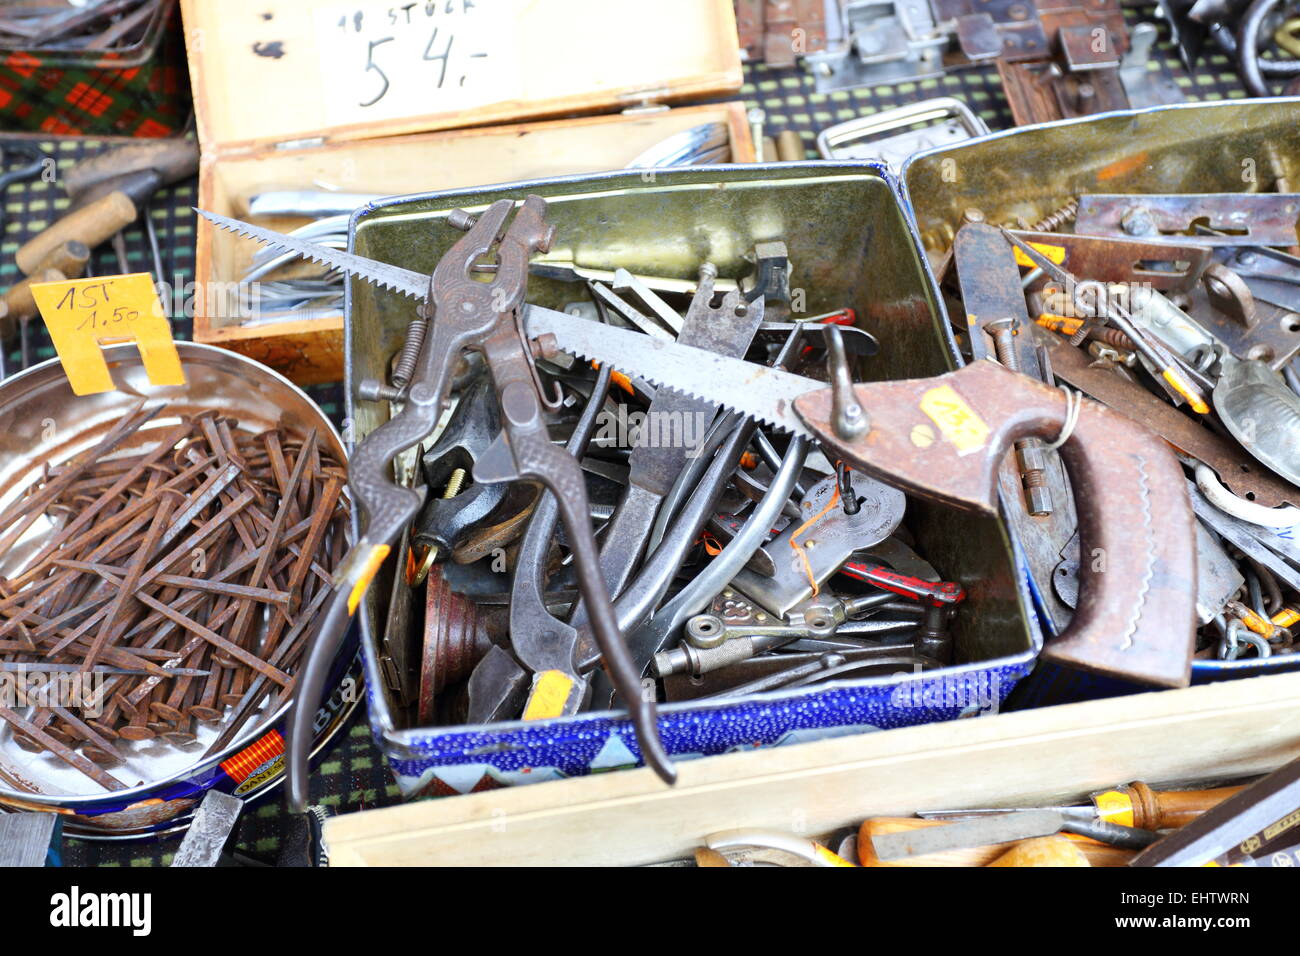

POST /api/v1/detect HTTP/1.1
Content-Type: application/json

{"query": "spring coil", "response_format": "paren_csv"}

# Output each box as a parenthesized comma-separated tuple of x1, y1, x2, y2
(1087, 326, 1137, 351)
(1031, 199, 1079, 233)
(391, 316, 429, 389)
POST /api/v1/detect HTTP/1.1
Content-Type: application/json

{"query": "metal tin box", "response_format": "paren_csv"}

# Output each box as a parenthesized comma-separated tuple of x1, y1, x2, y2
(346, 164, 1044, 796)
(0, 0, 189, 137)
(902, 98, 1300, 691)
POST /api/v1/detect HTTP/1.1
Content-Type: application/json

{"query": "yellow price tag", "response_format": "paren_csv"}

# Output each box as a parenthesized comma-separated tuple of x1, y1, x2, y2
(30, 273, 184, 397)
(919, 384, 991, 455)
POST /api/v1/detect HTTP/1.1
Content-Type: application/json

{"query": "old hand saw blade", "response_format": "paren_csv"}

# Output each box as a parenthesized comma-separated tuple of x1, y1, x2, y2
(197, 208, 823, 438)
(196, 208, 428, 300)
(525, 305, 821, 438)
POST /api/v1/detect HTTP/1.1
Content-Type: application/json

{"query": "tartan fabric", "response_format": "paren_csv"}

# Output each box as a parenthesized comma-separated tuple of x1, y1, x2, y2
(0, 2, 189, 137)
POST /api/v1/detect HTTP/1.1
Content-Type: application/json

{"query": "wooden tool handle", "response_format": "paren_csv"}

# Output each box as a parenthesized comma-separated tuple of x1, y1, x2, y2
(34, 241, 90, 280)
(987, 836, 1091, 867)
(16, 192, 136, 275)
(1124, 781, 1245, 830)
(4, 269, 65, 320)
(63, 138, 199, 198)
(797, 360, 1197, 688)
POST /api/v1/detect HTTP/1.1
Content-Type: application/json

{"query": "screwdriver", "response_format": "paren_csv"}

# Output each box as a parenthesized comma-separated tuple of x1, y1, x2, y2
(919, 780, 1244, 831)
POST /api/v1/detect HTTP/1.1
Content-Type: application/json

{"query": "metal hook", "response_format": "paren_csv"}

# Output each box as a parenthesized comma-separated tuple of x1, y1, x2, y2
(822, 325, 870, 440)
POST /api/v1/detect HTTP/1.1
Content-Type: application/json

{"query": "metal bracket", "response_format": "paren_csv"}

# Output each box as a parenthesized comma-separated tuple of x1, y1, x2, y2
(1119, 22, 1186, 107)
(816, 97, 990, 170)
(803, 0, 946, 91)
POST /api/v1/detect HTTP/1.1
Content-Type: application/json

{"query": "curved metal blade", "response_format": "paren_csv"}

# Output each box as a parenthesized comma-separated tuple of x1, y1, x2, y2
(525, 304, 820, 437)
(195, 208, 428, 300)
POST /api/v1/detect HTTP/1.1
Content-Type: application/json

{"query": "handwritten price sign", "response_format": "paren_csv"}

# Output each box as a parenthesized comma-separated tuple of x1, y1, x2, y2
(30, 273, 184, 396)
(316, 1, 517, 125)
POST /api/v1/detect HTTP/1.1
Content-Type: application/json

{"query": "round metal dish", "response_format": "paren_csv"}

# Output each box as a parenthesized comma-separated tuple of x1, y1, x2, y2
(0, 342, 356, 838)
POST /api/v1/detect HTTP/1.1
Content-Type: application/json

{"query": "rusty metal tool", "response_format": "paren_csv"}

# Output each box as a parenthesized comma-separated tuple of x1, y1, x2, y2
(1045, 336, 1298, 508)
(522, 305, 1198, 688)
(197, 202, 677, 803)
(955, 224, 1062, 517)
(729, 470, 906, 618)
(171, 790, 243, 867)
(1007, 230, 1211, 292)
(873, 811, 1159, 863)
(1075, 193, 1300, 248)
(407, 370, 509, 583)
(658, 590, 918, 677)
(954, 223, 1077, 632)
(626, 330, 813, 672)
(195, 205, 1198, 690)
(872, 809, 1159, 862)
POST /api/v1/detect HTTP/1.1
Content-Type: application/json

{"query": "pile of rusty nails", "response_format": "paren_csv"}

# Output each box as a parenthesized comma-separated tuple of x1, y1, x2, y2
(0, 399, 348, 792)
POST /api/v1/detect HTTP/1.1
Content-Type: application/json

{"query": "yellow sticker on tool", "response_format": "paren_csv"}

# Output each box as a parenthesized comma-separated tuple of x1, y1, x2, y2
(812, 843, 858, 867)
(347, 544, 391, 615)
(1273, 608, 1300, 629)
(31, 273, 184, 397)
(523, 669, 574, 721)
(1161, 368, 1211, 414)
(1036, 313, 1083, 335)
(1013, 242, 1066, 269)
(919, 384, 990, 455)
(1093, 790, 1135, 828)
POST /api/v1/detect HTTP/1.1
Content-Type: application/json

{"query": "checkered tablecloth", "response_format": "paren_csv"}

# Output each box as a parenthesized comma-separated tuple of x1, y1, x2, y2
(0, 1, 1249, 865)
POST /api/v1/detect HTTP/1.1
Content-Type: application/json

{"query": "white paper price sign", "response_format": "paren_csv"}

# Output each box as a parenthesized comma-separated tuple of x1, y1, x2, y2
(316, 1, 519, 126)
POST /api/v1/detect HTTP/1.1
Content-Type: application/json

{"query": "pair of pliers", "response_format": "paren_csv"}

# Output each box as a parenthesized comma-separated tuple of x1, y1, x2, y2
(286, 197, 675, 811)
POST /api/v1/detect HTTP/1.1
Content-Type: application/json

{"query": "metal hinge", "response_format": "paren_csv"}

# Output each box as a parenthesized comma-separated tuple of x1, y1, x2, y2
(275, 136, 327, 150)
(619, 87, 671, 114)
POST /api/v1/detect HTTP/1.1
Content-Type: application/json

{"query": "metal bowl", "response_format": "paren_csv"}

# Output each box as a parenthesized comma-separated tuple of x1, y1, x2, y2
(0, 342, 357, 837)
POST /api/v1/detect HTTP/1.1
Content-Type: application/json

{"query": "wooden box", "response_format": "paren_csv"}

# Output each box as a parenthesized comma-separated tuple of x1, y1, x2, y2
(323, 669, 1300, 866)
(182, 0, 750, 384)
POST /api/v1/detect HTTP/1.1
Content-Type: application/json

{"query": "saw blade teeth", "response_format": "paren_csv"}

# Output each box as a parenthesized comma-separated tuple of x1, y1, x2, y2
(554, 340, 794, 435)
(196, 208, 423, 300)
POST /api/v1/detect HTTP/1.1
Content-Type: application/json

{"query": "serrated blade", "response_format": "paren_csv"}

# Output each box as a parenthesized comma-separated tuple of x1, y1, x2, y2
(195, 209, 428, 300)
(525, 304, 820, 437)
(196, 208, 820, 435)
